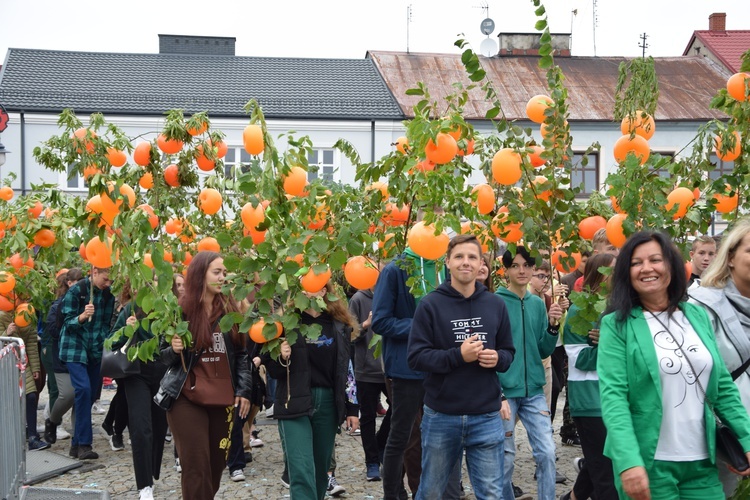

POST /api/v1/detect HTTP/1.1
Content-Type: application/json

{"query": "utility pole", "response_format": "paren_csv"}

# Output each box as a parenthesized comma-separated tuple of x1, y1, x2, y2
(639, 32, 649, 58)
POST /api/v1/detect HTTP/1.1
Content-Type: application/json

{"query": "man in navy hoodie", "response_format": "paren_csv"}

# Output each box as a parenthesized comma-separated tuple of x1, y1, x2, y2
(408, 234, 515, 499)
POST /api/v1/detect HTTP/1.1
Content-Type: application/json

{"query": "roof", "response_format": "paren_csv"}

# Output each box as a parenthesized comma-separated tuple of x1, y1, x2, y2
(683, 30, 750, 73)
(368, 51, 730, 121)
(0, 48, 404, 120)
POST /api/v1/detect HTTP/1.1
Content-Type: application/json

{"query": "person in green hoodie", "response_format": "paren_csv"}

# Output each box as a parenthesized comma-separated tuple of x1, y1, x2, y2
(496, 246, 563, 500)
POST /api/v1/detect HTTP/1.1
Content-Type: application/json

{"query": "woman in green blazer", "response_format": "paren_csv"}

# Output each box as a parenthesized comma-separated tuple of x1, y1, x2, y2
(598, 231, 750, 499)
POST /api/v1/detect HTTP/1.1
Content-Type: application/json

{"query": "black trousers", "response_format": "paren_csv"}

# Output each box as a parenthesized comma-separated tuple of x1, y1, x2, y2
(103, 383, 128, 436)
(121, 362, 168, 490)
(572, 416, 618, 500)
(357, 380, 390, 466)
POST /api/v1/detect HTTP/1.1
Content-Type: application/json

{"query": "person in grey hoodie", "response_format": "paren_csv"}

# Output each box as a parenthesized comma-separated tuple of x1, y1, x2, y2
(350, 284, 390, 482)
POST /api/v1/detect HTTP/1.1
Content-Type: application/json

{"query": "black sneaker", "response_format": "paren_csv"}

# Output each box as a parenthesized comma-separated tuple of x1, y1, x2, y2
(327, 474, 345, 496)
(110, 434, 124, 451)
(69, 445, 79, 458)
(28, 436, 50, 451)
(77, 445, 99, 460)
(101, 420, 113, 437)
(561, 436, 581, 447)
(513, 483, 532, 500)
(44, 418, 57, 444)
(280, 469, 290, 488)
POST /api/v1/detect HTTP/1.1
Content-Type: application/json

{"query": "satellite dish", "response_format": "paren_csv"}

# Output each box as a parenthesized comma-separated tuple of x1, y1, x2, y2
(480, 38, 497, 57)
(481, 18, 495, 36)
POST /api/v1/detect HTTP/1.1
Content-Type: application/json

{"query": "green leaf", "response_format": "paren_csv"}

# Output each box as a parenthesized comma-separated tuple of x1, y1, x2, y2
(405, 88, 425, 96)
(485, 107, 500, 120)
(535, 5, 546, 16)
(534, 20, 547, 31)
(469, 69, 486, 82)
(539, 55, 553, 69)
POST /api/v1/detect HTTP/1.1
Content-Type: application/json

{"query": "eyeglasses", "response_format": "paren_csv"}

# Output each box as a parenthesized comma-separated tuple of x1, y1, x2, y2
(532, 274, 550, 282)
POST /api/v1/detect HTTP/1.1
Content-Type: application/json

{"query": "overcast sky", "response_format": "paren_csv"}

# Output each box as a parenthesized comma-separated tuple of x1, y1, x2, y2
(0, 0, 748, 62)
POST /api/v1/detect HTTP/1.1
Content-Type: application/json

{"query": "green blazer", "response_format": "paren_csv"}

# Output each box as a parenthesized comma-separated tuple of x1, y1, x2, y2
(598, 302, 750, 478)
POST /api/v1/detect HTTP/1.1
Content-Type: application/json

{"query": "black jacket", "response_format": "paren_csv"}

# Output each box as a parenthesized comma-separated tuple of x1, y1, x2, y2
(267, 316, 358, 425)
(157, 330, 253, 409)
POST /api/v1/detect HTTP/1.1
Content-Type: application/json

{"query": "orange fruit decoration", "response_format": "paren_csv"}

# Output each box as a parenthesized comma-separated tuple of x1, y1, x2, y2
(157, 134, 183, 155)
(213, 139, 228, 159)
(415, 159, 436, 172)
(382, 203, 410, 227)
(460, 221, 491, 253)
(133, 142, 152, 167)
(86, 236, 115, 268)
(196, 151, 215, 172)
(243, 124, 265, 155)
(606, 214, 628, 248)
(0, 295, 13, 312)
(578, 216, 607, 240)
(197, 237, 221, 253)
(307, 205, 328, 230)
(187, 121, 208, 136)
(72, 128, 96, 154)
(491, 210, 523, 243)
(366, 181, 389, 199)
(344, 256, 379, 290)
(540, 120, 569, 141)
(424, 133, 458, 165)
(241, 202, 266, 231)
(685, 261, 692, 281)
(198, 188, 223, 215)
(727, 72, 750, 102)
(79, 243, 87, 261)
(471, 184, 495, 215)
(714, 130, 742, 162)
(0, 186, 13, 201)
(492, 148, 523, 185)
(182, 251, 193, 267)
(14, 303, 35, 328)
(526, 95, 554, 124)
(551, 249, 582, 274)
(693, 188, 701, 200)
(529, 145, 545, 167)
(665, 187, 695, 220)
(249, 319, 283, 344)
(457, 139, 475, 157)
(102, 182, 136, 212)
(620, 110, 656, 140)
(395, 136, 409, 154)
(8, 253, 34, 275)
(246, 228, 267, 245)
(165, 218, 182, 235)
(82, 164, 102, 180)
(33, 229, 56, 248)
(143, 253, 154, 269)
(137, 204, 159, 230)
(177, 220, 195, 244)
(139, 172, 154, 190)
(407, 221, 449, 260)
(283, 167, 308, 197)
(613, 134, 650, 164)
(532, 176, 552, 201)
(106, 148, 127, 167)
(0, 272, 16, 295)
(164, 164, 180, 187)
(713, 185, 739, 214)
(28, 201, 44, 219)
(301, 266, 332, 293)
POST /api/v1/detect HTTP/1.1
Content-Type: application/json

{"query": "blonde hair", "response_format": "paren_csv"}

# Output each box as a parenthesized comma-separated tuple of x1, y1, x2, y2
(700, 218, 750, 288)
(592, 228, 611, 251)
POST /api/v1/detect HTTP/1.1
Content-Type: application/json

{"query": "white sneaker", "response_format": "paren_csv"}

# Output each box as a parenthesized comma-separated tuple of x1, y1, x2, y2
(265, 405, 274, 418)
(175, 459, 181, 473)
(230, 469, 245, 482)
(249, 437, 264, 448)
(43, 403, 50, 420)
(139, 486, 154, 500)
(91, 401, 106, 415)
(56, 427, 70, 440)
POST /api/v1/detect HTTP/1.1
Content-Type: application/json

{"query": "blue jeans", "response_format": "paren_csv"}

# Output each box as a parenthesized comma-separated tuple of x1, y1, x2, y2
(417, 406, 504, 500)
(503, 394, 556, 500)
(67, 361, 101, 447)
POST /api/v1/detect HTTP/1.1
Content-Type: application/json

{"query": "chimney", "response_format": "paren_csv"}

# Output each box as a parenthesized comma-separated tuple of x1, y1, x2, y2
(709, 13, 726, 32)
(497, 33, 572, 57)
(158, 34, 236, 56)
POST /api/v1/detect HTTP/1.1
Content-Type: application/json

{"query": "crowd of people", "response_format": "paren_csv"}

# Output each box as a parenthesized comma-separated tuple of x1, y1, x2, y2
(5, 220, 750, 499)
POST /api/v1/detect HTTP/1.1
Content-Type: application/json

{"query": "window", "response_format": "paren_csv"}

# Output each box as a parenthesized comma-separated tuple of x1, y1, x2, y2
(223, 147, 252, 179)
(570, 151, 599, 197)
(64, 162, 86, 190)
(307, 149, 337, 182)
(708, 154, 735, 181)
(649, 150, 676, 180)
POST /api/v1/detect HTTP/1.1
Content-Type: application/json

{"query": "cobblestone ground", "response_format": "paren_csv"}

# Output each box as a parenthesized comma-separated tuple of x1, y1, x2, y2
(35, 388, 581, 499)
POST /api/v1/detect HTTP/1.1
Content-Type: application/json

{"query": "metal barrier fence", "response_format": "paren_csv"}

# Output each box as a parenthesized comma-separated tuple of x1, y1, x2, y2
(0, 336, 26, 500)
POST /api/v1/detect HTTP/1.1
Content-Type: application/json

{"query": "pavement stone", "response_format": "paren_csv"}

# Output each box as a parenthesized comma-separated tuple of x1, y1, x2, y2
(34, 387, 581, 499)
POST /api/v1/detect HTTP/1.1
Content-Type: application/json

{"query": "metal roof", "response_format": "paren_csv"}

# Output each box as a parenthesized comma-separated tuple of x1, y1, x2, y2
(367, 51, 731, 121)
(0, 48, 405, 120)
(683, 30, 750, 74)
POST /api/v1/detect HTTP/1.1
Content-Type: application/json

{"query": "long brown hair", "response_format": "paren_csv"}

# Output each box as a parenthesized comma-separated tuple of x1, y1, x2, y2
(582, 253, 616, 293)
(319, 281, 359, 339)
(180, 251, 243, 351)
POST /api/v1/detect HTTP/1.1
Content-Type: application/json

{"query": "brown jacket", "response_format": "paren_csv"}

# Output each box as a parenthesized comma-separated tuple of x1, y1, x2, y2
(0, 311, 41, 394)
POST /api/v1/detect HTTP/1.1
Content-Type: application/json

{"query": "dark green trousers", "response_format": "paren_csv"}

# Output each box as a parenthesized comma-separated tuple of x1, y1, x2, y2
(40, 345, 58, 411)
(278, 387, 338, 500)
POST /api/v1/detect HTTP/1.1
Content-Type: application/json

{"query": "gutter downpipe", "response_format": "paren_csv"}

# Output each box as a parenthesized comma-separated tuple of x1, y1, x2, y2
(20, 113, 26, 195)
(371, 120, 376, 165)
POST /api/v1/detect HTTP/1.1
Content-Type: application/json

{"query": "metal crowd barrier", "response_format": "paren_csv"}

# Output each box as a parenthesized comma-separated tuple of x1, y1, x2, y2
(0, 336, 27, 500)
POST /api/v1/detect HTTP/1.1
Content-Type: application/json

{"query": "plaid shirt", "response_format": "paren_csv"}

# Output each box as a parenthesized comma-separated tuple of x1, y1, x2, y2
(58, 277, 115, 365)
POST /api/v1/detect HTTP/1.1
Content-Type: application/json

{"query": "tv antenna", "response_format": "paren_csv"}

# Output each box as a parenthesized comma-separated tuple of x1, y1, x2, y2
(592, 0, 599, 56)
(475, 1, 497, 56)
(406, 4, 413, 54)
(639, 32, 649, 58)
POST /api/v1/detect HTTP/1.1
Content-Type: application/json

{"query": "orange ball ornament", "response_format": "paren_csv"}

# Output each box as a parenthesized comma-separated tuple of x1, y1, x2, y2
(283, 167, 309, 197)
(471, 184, 495, 215)
(578, 216, 607, 240)
(133, 142, 152, 167)
(86, 236, 115, 268)
(620, 111, 656, 140)
(712, 185, 739, 214)
(425, 133, 458, 165)
(33, 228, 56, 248)
(14, 303, 35, 328)
(157, 134, 184, 155)
(526, 95, 553, 124)
(665, 187, 695, 220)
(243, 124, 265, 155)
(613, 134, 650, 164)
(407, 221, 449, 260)
(714, 130, 742, 162)
(106, 148, 127, 167)
(491, 210, 523, 243)
(249, 320, 283, 344)
(241, 202, 266, 231)
(301, 266, 332, 294)
(0, 272, 16, 295)
(606, 214, 628, 248)
(198, 188, 223, 215)
(551, 249, 581, 274)
(197, 237, 221, 253)
(395, 136, 409, 154)
(727, 72, 750, 102)
(492, 149, 522, 185)
(344, 256, 379, 290)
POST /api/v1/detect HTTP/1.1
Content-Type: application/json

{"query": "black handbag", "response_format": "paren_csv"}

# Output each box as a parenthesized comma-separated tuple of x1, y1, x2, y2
(648, 311, 750, 472)
(101, 337, 141, 379)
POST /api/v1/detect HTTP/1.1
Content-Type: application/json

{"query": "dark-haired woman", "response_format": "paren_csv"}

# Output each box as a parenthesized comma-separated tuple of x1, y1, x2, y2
(268, 281, 360, 500)
(561, 252, 617, 500)
(158, 252, 252, 500)
(598, 231, 750, 499)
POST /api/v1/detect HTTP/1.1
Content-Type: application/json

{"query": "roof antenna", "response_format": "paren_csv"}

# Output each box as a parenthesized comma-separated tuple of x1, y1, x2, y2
(592, 0, 599, 56)
(639, 32, 649, 58)
(475, 1, 496, 56)
(407, 4, 413, 54)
